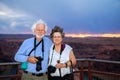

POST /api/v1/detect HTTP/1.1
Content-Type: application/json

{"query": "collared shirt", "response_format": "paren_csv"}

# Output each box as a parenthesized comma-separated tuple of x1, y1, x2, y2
(14, 36, 52, 74)
(49, 44, 72, 77)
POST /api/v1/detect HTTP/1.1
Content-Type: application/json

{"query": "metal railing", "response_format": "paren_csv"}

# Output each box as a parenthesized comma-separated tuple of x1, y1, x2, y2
(0, 62, 22, 80)
(0, 59, 120, 80)
(74, 58, 120, 80)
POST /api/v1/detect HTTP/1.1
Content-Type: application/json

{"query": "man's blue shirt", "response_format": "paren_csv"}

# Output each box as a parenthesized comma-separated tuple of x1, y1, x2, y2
(14, 36, 52, 73)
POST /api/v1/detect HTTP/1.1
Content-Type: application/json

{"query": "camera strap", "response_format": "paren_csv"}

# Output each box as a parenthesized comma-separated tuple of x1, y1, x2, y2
(28, 37, 44, 56)
(69, 60, 74, 79)
(49, 43, 65, 79)
(69, 60, 74, 74)
(49, 43, 65, 65)
(59, 43, 65, 61)
(59, 44, 65, 79)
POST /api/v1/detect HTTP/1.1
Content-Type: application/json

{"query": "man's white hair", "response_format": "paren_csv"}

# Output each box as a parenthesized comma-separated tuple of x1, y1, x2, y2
(31, 19, 48, 32)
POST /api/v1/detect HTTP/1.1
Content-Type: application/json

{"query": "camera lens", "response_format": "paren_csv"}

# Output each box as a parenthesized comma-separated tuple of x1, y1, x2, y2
(36, 61, 42, 71)
(35, 57, 43, 71)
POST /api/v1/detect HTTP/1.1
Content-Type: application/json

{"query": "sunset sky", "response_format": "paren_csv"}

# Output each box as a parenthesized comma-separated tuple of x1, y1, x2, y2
(0, 0, 120, 37)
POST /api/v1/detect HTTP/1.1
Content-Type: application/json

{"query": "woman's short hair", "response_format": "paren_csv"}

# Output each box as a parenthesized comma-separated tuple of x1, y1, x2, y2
(31, 19, 48, 32)
(50, 25, 65, 38)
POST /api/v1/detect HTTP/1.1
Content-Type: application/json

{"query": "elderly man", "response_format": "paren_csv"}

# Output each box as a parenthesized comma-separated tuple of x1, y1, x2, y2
(14, 19, 52, 80)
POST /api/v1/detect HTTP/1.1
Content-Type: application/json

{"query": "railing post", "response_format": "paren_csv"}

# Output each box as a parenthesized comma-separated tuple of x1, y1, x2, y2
(17, 63, 22, 80)
(80, 61, 84, 80)
(88, 61, 92, 80)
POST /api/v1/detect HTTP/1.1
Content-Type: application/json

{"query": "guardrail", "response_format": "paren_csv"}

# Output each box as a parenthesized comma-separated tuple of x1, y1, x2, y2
(75, 58, 120, 80)
(0, 62, 22, 80)
(0, 59, 120, 80)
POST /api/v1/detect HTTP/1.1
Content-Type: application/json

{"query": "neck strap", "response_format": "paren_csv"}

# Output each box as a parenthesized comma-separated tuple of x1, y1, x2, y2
(49, 44, 65, 65)
(28, 37, 43, 56)
(34, 37, 44, 58)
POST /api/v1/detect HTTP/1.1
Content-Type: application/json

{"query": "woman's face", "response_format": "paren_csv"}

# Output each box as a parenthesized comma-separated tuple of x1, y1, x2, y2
(52, 32, 63, 45)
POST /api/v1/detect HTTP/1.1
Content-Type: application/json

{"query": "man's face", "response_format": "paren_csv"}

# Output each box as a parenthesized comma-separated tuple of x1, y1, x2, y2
(34, 23, 46, 38)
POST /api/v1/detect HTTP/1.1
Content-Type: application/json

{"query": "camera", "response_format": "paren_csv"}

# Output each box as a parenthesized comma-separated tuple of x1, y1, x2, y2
(35, 56, 43, 71)
(48, 65, 56, 74)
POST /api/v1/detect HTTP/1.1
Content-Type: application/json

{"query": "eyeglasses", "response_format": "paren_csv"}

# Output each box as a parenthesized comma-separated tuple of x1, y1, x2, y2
(36, 30, 45, 32)
(53, 36, 62, 38)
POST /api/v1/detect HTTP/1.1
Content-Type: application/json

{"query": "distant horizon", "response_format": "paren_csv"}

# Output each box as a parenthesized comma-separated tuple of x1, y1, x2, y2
(0, 33, 120, 38)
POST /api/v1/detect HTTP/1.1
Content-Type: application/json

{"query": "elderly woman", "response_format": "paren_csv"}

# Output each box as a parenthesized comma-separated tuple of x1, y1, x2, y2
(48, 26, 76, 80)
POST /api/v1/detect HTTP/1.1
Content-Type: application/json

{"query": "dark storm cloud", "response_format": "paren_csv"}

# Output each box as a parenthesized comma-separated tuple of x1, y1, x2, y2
(0, 0, 120, 34)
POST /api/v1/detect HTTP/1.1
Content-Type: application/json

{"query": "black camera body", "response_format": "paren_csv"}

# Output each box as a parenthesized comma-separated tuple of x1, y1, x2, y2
(35, 56, 43, 71)
(48, 65, 56, 74)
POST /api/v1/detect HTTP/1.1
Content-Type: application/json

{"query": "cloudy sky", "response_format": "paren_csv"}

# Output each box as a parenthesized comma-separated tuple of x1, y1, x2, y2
(0, 0, 120, 34)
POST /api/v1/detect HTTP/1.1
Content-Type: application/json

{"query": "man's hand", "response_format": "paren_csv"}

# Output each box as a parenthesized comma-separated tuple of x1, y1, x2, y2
(27, 56, 38, 63)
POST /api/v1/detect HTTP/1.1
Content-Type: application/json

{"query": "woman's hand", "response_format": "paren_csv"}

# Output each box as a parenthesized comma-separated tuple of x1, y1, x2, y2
(55, 63, 66, 68)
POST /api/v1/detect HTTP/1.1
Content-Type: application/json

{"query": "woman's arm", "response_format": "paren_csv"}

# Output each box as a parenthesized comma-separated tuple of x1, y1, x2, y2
(66, 50, 76, 67)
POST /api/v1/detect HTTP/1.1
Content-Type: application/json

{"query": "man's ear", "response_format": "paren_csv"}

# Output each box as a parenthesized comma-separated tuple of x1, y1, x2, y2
(33, 29, 35, 32)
